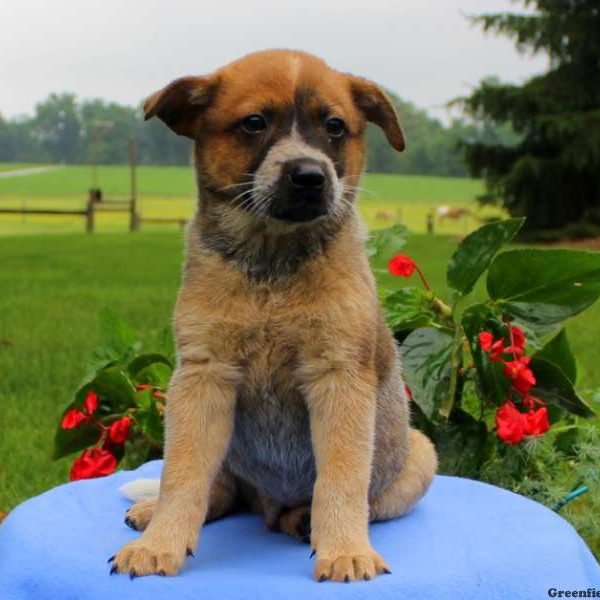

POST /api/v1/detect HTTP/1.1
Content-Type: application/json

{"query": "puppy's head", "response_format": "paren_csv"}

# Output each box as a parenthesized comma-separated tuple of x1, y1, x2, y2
(144, 50, 404, 225)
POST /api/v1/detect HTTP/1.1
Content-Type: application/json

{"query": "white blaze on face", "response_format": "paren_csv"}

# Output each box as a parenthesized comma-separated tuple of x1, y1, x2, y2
(252, 127, 342, 210)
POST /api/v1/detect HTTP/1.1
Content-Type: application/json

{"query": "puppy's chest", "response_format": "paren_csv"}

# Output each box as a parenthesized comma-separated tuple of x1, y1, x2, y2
(226, 324, 316, 505)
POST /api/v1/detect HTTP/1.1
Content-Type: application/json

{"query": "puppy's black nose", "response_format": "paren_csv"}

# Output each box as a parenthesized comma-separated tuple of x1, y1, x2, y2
(288, 161, 325, 190)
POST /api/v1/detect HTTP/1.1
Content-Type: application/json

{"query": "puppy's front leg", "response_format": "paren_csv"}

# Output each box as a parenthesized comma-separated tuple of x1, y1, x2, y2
(306, 369, 389, 583)
(112, 361, 237, 577)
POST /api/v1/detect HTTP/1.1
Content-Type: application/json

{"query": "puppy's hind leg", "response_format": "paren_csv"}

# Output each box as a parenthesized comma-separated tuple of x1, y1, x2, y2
(123, 468, 240, 532)
(369, 429, 437, 521)
(277, 505, 312, 543)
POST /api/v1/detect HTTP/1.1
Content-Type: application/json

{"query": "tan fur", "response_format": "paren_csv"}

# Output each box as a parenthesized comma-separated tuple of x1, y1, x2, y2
(111, 49, 436, 583)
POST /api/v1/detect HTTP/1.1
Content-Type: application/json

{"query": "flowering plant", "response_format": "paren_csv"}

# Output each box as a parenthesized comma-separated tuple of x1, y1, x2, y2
(55, 219, 600, 489)
(53, 310, 173, 480)
(368, 218, 599, 479)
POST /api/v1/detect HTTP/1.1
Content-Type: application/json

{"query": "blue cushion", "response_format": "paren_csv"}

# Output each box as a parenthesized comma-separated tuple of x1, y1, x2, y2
(1, 460, 598, 599)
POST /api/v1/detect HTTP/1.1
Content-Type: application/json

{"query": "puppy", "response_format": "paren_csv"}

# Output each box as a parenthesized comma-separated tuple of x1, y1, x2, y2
(111, 49, 437, 583)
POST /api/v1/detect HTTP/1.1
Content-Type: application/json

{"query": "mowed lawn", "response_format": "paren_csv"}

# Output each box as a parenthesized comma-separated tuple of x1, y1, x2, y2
(1, 231, 599, 513)
(0, 164, 500, 235)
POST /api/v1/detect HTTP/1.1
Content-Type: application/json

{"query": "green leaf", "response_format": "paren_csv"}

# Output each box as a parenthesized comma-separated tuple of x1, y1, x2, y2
(53, 383, 103, 459)
(91, 367, 137, 412)
(53, 421, 101, 460)
(87, 309, 141, 371)
(366, 224, 409, 259)
(383, 287, 436, 332)
(535, 329, 577, 383)
(462, 303, 511, 406)
(447, 217, 523, 295)
(99, 308, 139, 353)
(487, 249, 600, 326)
(135, 393, 164, 445)
(530, 357, 595, 418)
(402, 327, 454, 419)
(434, 410, 490, 477)
(135, 363, 172, 390)
(128, 353, 173, 389)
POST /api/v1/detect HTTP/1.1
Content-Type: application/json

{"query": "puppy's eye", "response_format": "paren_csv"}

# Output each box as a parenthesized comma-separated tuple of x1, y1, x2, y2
(241, 114, 267, 134)
(325, 117, 346, 138)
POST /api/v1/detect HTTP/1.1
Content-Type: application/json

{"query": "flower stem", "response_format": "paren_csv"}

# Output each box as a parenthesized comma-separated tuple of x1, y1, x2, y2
(415, 265, 431, 292)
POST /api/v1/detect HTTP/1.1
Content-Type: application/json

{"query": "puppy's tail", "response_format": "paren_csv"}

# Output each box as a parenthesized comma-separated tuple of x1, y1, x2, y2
(119, 479, 160, 502)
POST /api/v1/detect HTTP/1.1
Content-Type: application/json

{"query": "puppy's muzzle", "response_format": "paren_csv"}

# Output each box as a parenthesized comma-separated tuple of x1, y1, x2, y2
(270, 159, 330, 223)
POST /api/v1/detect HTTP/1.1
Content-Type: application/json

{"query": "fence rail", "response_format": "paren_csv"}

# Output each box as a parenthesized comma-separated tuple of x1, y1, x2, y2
(0, 141, 141, 233)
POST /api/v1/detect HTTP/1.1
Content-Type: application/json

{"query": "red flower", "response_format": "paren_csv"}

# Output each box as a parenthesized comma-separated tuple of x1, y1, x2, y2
(489, 338, 507, 362)
(388, 254, 417, 277)
(135, 384, 152, 391)
(479, 331, 494, 352)
(108, 416, 133, 445)
(61, 409, 89, 430)
(404, 384, 413, 401)
(479, 332, 508, 361)
(495, 402, 526, 444)
(522, 394, 542, 410)
(524, 407, 550, 437)
(503, 357, 537, 394)
(510, 326, 526, 350)
(83, 391, 99, 416)
(69, 448, 117, 481)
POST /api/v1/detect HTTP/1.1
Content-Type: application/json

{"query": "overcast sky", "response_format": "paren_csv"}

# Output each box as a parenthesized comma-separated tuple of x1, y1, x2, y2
(1, 0, 546, 122)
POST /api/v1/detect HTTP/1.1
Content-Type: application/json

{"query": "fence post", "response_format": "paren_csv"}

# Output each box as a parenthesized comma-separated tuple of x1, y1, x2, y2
(86, 191, 95, 233)
(129, 140, 139, 232)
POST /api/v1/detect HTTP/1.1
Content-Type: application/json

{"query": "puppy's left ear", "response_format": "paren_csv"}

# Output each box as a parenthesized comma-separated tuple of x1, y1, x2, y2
(143, 75, 218, 138)
(347, 75, 405, 152)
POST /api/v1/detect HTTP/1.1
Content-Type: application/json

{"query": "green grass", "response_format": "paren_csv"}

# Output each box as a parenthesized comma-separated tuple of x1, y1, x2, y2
(0, 164, 499, 235)
(1, 231, 599, 513)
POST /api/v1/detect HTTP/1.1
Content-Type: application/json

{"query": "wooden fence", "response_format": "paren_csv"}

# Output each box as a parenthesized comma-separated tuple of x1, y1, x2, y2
(0, 142, 189, 233)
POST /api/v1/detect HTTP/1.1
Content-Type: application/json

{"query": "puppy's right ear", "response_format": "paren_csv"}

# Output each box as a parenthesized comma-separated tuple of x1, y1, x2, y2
(143, 76, 218, 138)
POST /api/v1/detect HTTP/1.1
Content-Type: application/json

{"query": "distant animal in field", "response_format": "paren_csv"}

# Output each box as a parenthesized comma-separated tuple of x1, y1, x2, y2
(375, 209, 394, 222)
(437, 205, 476, 223)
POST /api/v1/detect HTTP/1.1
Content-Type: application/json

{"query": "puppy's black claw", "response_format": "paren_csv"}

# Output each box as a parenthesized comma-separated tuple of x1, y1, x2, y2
(364, 574, 371, 581)
(107, 555, 115, 564)
(158, 570, 166, 577)
(124, 517, 138, 531)
(383, 567, 392, 575)
(309, 549, 316, 559)
(344, 575, 350, 583)
(109, 564, 118, 575)
(129, 570, 137, 580)
(319, 574, 328, 582)
(186, 548, 194, 557)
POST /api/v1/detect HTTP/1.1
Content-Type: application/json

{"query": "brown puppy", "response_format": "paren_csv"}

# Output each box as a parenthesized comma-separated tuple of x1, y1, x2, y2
(111, 49, 437, 583)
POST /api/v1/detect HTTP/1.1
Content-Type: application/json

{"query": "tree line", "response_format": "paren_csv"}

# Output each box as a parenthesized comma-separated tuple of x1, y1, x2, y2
(459, 0, 600, 235)
(0, 91, 509, 178)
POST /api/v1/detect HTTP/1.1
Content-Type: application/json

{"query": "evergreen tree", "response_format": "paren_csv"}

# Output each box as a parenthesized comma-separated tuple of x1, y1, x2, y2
(460, 0, 600, 232)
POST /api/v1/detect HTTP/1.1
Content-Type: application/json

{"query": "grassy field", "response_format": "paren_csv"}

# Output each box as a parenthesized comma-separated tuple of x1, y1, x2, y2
(0, 164, 499, 235)
(1, 231, 599, 515)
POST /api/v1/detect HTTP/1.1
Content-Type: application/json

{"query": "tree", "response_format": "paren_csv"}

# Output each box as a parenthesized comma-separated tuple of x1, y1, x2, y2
(367, 92, 470, 177)
(33, 94, 81, 163)
(459, 0, 600, 232)
(0, 114, 15, 161)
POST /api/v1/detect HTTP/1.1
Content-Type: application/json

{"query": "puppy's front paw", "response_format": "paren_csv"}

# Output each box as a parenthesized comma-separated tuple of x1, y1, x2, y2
(124, 498, 158, 531)
(109, 537, 189, 577)
(314, 547, 390, 583)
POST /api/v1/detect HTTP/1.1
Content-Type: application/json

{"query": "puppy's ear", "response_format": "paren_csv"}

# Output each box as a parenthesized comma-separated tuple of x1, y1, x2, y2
(143, 76, 218, 138)
(347, 75, 405, 152)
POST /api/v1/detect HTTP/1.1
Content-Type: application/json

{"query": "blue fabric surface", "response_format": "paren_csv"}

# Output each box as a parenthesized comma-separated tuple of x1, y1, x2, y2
(0, 460, 598, 600)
